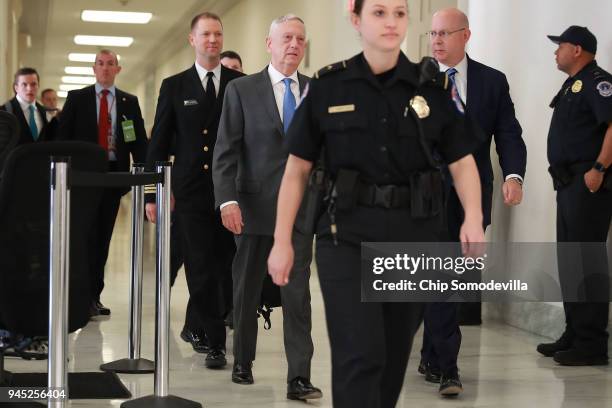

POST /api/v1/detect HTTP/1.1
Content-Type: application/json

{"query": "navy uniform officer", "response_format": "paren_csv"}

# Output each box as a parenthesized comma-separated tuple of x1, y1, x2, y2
(267, 1, 484, 406)
(538, 26, 612, 366)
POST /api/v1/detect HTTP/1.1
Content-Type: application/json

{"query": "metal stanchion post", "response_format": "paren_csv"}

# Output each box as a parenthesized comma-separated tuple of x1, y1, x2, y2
(48, 158, 70, 408)
(122, 162, 201, 408)
(101, 164, 154, 374)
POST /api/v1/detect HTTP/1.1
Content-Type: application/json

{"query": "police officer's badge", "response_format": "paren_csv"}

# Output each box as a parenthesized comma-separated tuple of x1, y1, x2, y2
(571, 80, 582, 93)
(596, 81, 612, 97)
(409, 95, 430, 118)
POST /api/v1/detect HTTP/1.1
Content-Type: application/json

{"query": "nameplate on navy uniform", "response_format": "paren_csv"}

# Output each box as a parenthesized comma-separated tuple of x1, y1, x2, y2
(328, 104, 355, 114)
(184, 99, 198, 106)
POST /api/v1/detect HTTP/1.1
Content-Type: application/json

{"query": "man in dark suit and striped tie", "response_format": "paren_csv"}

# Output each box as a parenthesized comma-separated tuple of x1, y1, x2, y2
(420, 7, 527, 397)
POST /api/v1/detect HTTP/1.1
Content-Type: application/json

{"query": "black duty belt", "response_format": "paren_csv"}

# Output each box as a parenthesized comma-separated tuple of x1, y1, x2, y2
(356, 183, 411, 209)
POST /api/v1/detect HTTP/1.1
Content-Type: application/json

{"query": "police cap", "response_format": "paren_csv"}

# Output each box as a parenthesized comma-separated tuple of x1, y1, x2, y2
(547, 25, 597, 54)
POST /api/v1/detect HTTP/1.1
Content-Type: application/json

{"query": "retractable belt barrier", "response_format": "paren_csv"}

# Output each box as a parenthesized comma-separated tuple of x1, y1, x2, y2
(48, 159, 202, 408)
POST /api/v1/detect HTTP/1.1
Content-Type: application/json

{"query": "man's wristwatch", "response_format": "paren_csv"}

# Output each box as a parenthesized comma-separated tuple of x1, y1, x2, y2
(593, 161, 607, 173)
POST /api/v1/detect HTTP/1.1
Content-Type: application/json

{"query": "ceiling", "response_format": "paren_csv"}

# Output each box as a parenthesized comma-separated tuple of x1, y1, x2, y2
(19, 0, 240, 96)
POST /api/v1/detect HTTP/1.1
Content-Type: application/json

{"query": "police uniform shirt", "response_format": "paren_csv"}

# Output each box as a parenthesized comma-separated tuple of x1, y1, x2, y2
(547, 60, 612, 166)
(287, 52, 479, 186)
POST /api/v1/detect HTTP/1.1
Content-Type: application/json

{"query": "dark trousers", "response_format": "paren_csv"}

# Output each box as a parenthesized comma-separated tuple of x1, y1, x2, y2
(317, 238, 423, 408)
(232, 229, 314, 381)
(176, 210, 234, 348)
(88, 186, 123, 301)
(556, 176, 611, 355)
(447, 186, 485, 323)
(170, 213, 233, 334)
(170, 212, 183, 288)
(421, 303, 461, 375)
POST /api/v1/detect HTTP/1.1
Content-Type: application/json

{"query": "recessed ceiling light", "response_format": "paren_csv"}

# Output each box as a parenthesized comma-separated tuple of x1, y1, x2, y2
(74, 35, 133, 47)
(68, 53, 121, 62)
(57, 91, 68, 98)
(81, 10, 152, 24)
(59, 84, 87, 91)
(65, 66, 95, 75)
(61, 76, 97, 85)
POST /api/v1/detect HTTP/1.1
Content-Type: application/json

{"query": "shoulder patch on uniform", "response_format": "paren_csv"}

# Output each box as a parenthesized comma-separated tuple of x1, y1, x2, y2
(596, 80, 612, 97)
(314, 60, 347, 79)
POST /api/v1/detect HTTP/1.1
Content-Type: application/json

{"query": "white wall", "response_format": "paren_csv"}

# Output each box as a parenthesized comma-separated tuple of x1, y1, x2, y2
(461, 0, 612, 243)
(459, 0, 612, 335)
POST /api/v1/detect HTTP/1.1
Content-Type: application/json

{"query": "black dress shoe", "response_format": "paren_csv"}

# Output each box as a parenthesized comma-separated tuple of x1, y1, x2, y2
(425, 366, 442, 384)
(537, 338, 571, 357)
(417, 360, 426, 375)
(287, 377, 323, 400)
(89, 301, 111, 317)
(553, 349, 609, 366)
(180, 329, 210, 353)
(439, 373, 463, 397)
(205, 347, 227, 369)
(232, 363, 254, 385)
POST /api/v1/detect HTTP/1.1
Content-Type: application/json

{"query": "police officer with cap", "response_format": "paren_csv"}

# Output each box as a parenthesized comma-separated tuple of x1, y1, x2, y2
(538, 25, 612, 366)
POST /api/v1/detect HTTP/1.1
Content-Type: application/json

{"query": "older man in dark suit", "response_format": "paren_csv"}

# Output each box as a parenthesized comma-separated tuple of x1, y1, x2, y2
(145, 12, 244, 369)
(420, 8, 527, 396)
(213, 14, 321, 401)
(59, 49, 148, 318)
(1, 68, 57, 144)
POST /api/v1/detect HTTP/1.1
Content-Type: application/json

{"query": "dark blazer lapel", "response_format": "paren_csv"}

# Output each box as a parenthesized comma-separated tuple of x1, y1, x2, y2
(36, 102, 49, 127)
(256, 67, 283, 136)
(115, 88, 125, 139)
(297, 72, 309, 95)
(188, 64, 206, 103)
(10, 98, 29, 135)
(85, 85, 99, 142)
(466, 56, 482, 114)
(208, 65, 231, 124)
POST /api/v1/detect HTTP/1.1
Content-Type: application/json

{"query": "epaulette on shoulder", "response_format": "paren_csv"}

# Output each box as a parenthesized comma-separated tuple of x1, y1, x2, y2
(314, 60, 347, 79)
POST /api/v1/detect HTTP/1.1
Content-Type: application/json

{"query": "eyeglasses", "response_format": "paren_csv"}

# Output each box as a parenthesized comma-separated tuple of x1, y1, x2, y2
(426, 28, 466, 39)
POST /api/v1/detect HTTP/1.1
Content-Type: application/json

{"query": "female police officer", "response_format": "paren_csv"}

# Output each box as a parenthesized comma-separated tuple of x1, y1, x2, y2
(268, 0, 484, 406)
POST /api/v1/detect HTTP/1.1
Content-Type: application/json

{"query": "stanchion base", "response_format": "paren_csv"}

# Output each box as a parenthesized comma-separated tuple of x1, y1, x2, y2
(100, 358, 155, 374)
(121, 394, 202, 408)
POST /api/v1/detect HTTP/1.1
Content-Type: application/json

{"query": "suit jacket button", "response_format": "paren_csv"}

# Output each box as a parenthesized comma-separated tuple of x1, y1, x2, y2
(202, 129, 208, 135)
(203, 146, 209, 152)
(203, 164, 209, 171)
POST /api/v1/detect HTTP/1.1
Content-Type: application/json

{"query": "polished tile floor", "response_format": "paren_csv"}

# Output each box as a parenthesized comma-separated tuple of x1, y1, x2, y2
(5, 199, 612, 407)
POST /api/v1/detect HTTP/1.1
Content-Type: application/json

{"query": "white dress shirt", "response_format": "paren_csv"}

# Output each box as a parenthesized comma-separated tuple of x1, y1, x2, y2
(16, 94, 43, 134)
(195, 61, 221, 97)
(438, 55, 522, 183)
(267, 63, 300, 125)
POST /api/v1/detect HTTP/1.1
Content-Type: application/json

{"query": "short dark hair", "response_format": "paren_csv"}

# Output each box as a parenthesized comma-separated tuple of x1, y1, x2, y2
(190, 12, 223, 31)
(14, 67, 39, 85)
(41, 88, 56, 98)
(220, 50, 242, 65)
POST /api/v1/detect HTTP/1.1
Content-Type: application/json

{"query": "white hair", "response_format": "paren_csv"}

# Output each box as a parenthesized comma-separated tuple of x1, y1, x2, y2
(268, 14, 305, 37)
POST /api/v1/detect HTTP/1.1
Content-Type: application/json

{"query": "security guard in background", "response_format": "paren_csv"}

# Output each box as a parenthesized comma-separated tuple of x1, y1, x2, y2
(267, 0, 484, 406)
(538, 26, 612, 366)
